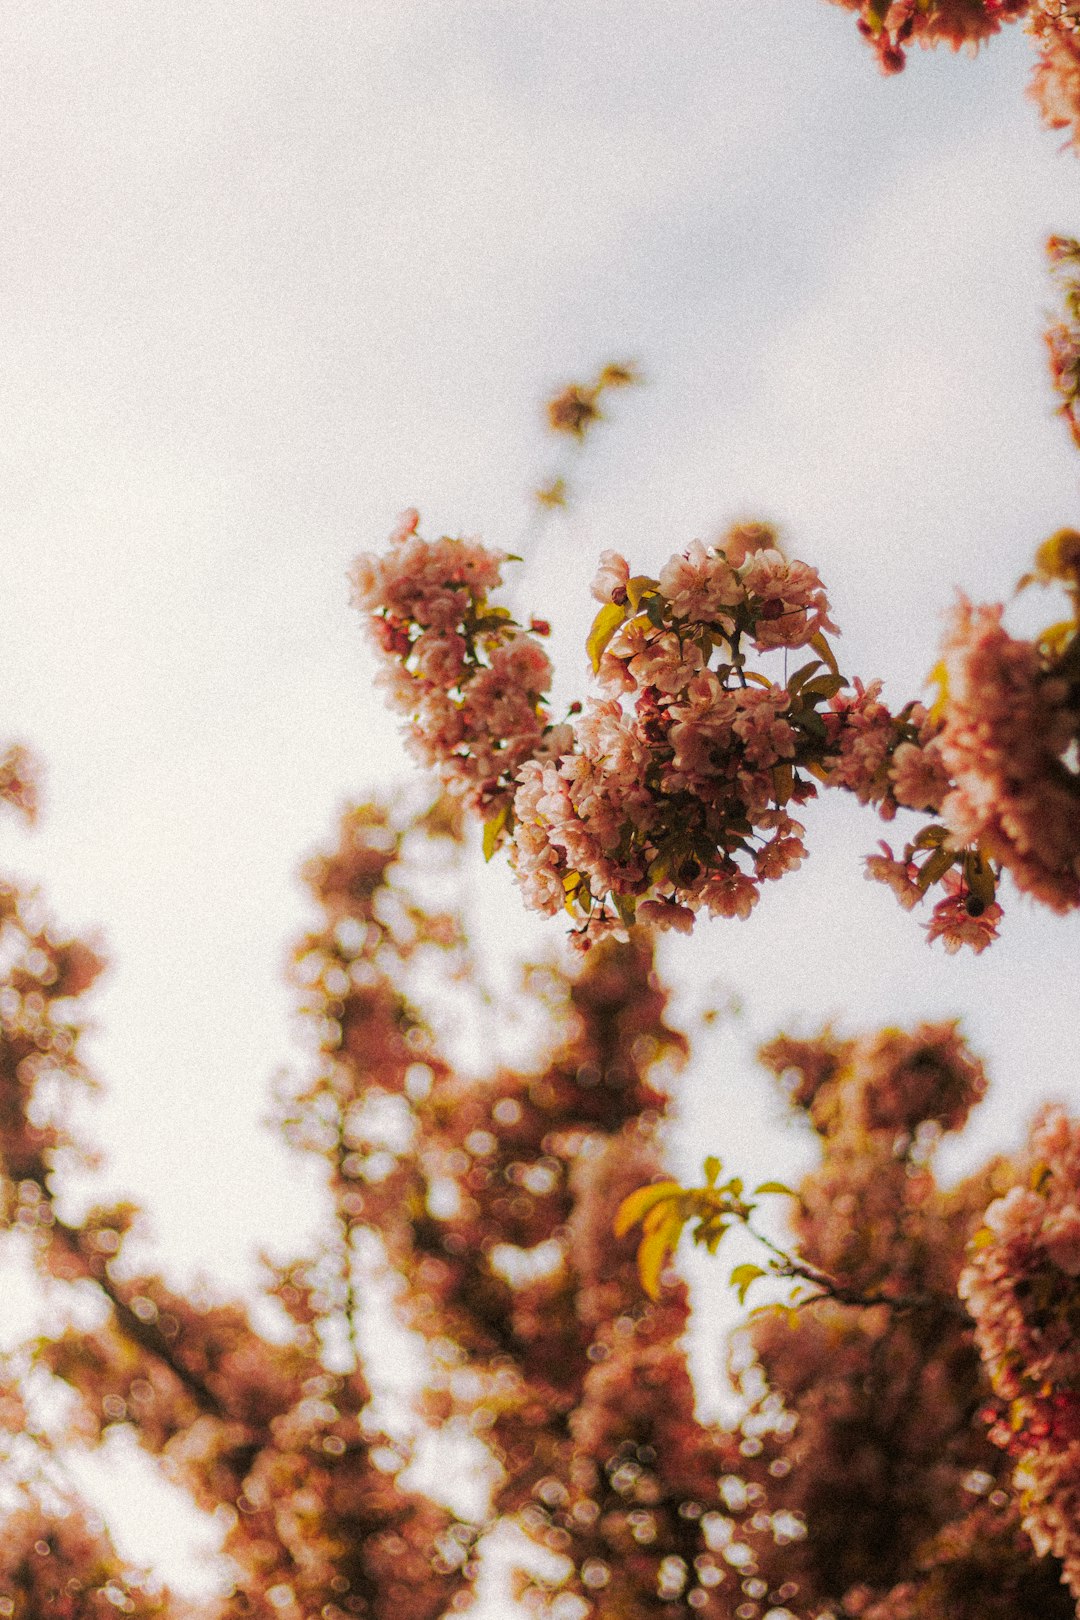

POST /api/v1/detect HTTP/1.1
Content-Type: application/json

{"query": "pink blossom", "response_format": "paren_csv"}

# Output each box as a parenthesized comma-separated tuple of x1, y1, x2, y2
(490, 632, 554, 694)
(755, 821, 807, 881)
(388, 506, 421, 544)
(889, 738, 951, 812)
(739, 549, 837, 650)
(637, 899, 695, 933)
(822, 680, 897, 806)
(412, 629, 468, 687)
(730, 687, 796, 766)
(625, 630, 704, 694)
(701, 865, 759, 919)
(590, 549, 630, 604)
(657, 540, 741, 622)
(922, 888, 1002, 954)
(864, 842, 923, 911)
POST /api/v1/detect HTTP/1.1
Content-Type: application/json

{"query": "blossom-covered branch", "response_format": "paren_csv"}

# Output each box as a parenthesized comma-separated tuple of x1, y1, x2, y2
(354, 513, 1012, 952)
(830, 0, 1080, 151)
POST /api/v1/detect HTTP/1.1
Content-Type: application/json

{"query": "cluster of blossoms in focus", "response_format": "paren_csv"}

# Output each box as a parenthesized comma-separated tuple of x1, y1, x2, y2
(354, 515, 1011, 952)
(350, 508, 563, 824)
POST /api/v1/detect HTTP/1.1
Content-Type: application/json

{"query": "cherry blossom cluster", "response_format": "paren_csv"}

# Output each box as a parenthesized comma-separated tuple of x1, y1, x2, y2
(350, 509, 562, 821)
(832, 0, 1080, 148)
(934, 589, 1080, 916)
(830, 0, 1029, 75)
(1047, 236, 1080, 451)
(960, 1105, 1080, 1603)
(1026, 0, 1080, 146)
(0, 742, 38, 823)
(511, 527, 836, 939)
(356, 516, 1005, 950)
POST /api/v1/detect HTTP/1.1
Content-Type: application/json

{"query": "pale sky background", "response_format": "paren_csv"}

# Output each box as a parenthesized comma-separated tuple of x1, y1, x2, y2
(3, 0, 1080, 1594)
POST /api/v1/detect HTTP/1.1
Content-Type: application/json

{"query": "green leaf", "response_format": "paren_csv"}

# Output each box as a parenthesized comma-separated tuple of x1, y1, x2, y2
(730, 1263, 767, 1305)
(626, 575, 660, 611)
(613, 1180, 684, 1239)
(916, 844, 958, 893)
(786, 659, 823, 696)
(753, 1180, 796, 1197)
(703, 1155, 722, 1186)
(648, 851, 671, 884)
(964, 848, 997, 907)
(793, 709, 827, 741)
(644, 594, 667, 629)
(772, 763, 794, 806)
(612, 890, 637, 929)
(482, 806, 508, 862)
(801, 674, 845, 701)
(586, 601, 627, 672)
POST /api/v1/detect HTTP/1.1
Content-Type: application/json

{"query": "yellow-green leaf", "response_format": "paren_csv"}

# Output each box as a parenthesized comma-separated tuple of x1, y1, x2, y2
(613, 1180, 684, 1239)
(586, 601, 627, 672)
(1034, 528, 1080, 585)
(730, 1262, 767, 1304)
(1037, 619, 1077, 658)
(809, 631, 840, 679)
(753, 1180, 796, 1197)
(482, 806, 508, 862)
(926, 660, 949, 725)
(637, 1207, 685, 1300)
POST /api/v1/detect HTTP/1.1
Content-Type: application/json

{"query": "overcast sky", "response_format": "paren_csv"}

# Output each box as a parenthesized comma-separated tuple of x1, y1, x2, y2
(2, 0, 1080, 1589)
